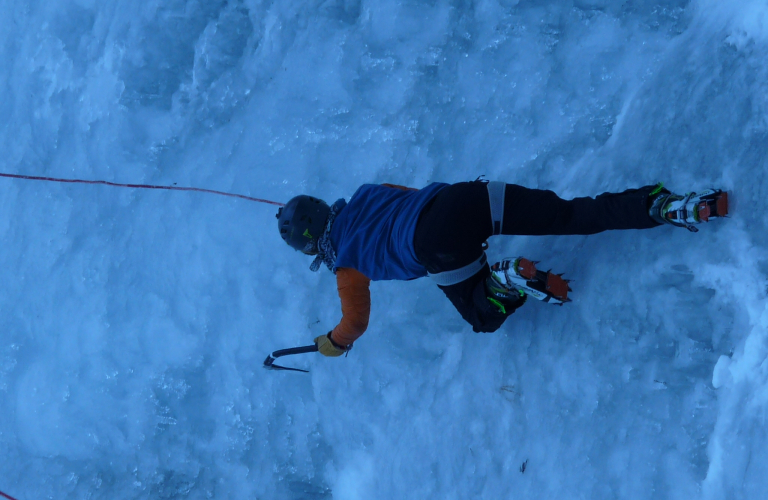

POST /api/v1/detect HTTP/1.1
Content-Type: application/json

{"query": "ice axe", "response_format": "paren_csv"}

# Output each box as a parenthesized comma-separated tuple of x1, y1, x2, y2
(263, 344, 319, 373)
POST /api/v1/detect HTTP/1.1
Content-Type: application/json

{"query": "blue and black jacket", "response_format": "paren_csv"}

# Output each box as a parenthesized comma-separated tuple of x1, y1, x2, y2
(327, 182, 448, 346)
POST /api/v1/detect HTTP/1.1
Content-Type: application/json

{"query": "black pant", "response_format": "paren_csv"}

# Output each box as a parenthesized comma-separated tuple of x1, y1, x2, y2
(413, 181, 660, 332)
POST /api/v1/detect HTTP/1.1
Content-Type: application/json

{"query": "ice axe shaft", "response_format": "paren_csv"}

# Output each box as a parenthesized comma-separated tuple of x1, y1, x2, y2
(263, 344, 319, 373)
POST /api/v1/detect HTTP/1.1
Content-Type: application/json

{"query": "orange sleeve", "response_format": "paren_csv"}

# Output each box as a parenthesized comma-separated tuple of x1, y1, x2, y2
(381, 183, 418, 191)
(330, 267, 371, 347)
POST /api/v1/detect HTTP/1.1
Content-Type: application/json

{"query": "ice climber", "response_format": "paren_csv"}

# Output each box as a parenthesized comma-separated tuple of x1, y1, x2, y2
(275, 180, 728, 357)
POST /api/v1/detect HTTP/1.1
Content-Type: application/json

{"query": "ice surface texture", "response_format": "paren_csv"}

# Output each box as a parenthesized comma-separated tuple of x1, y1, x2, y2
(1, 0, 767, 498)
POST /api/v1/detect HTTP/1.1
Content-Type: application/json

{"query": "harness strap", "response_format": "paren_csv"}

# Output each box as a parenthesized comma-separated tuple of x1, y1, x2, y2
(487, 181, 506, 235)
(428, 254, 487, 287)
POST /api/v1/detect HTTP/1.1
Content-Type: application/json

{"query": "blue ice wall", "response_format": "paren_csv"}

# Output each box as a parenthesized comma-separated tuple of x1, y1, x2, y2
(1, 0, 767, 498)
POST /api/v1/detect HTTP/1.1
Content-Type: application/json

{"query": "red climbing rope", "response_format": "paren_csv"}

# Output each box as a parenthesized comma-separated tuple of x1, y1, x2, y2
(0, 489, 19, 500)
(0, 170, 284, 500)
(0, 172, 284, 207)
